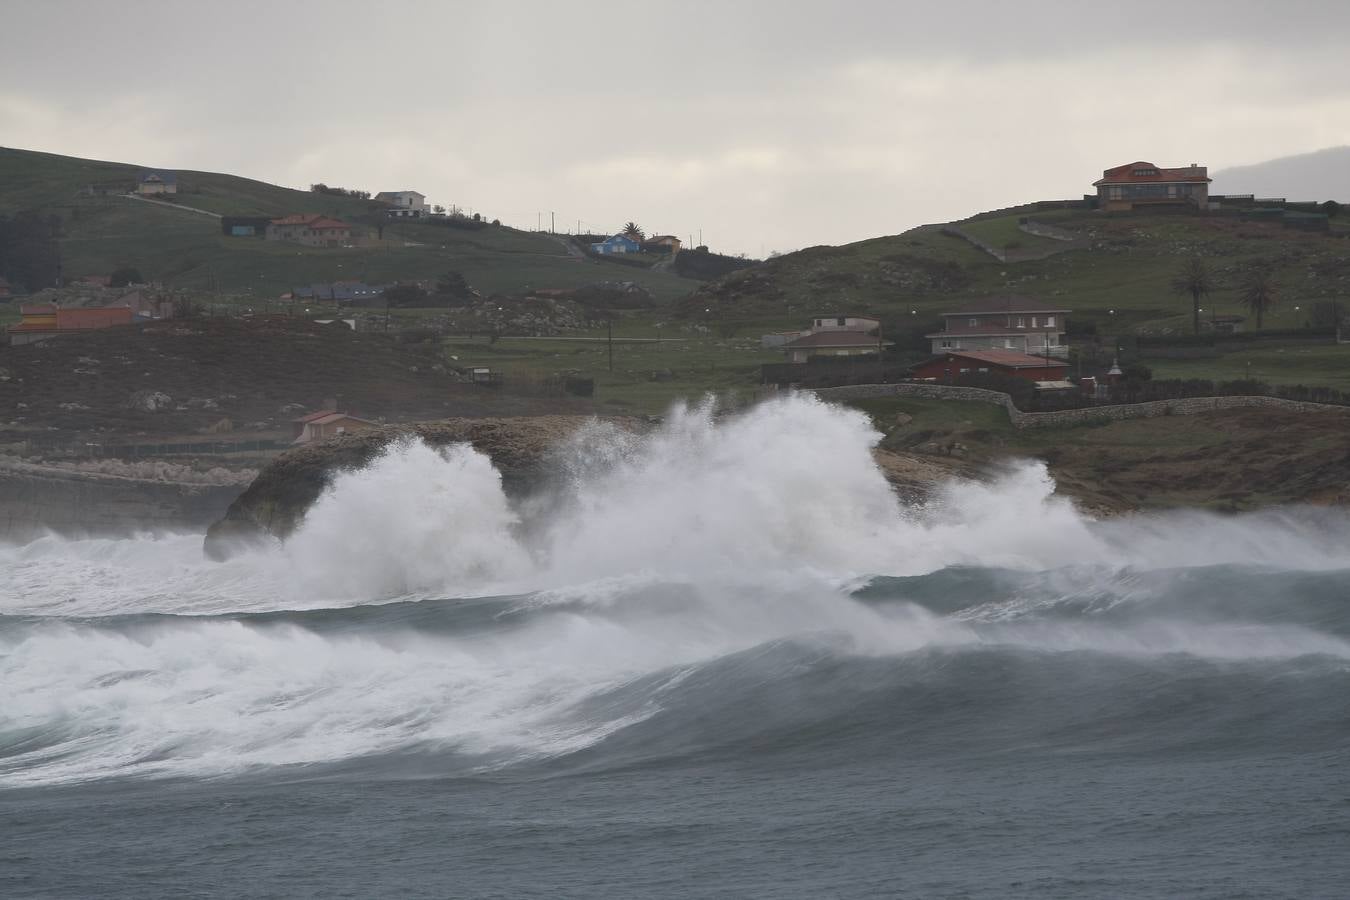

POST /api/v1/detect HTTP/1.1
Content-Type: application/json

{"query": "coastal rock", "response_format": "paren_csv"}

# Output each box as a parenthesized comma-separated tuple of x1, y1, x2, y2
(202, 414, 967, 561)
(203, 416, 633, 560)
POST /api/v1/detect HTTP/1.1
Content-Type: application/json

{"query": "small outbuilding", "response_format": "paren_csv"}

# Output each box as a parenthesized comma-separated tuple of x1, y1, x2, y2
(291, 411, 379, 444)
(136, 170, 178, 195)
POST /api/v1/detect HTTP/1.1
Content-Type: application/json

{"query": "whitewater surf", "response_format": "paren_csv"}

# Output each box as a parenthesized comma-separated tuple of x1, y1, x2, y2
(3, 395, 1349, 898)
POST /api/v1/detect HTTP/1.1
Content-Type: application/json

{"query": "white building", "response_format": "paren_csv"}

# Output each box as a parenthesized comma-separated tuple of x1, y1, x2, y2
(374, 190, 428, 218)
(926, 297, 1069, 357)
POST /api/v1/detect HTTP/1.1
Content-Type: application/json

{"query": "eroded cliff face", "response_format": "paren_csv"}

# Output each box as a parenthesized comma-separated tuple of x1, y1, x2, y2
(203, 417, 632, 559)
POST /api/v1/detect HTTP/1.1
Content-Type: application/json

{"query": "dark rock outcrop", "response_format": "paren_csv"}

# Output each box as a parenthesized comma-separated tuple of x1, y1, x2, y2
(203, 417, 627, 560)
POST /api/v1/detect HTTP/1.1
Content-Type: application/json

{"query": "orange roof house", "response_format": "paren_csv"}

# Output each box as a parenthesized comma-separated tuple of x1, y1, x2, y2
(266, 214, 353, 248)
(292, 411, 379, 444)
(1093, 161, 1211, 211)
(8, 305, 133, 345)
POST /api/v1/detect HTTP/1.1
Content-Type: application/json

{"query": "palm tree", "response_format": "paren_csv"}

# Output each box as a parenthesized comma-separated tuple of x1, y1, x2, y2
(1240, 267, 1279, 329)
(622, 222, 644, 240)
(1171, 257, 1213, 335)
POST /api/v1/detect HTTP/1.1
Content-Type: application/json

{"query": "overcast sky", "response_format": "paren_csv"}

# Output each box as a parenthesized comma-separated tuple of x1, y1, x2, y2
(3, 0, 1349, 255)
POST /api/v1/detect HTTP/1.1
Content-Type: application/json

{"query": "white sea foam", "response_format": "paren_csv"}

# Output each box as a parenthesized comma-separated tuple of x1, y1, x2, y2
(3, 394, 1350, 786)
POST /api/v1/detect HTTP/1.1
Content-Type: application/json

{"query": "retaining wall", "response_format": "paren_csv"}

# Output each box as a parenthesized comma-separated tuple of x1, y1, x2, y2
(810, 383, 1350, 429)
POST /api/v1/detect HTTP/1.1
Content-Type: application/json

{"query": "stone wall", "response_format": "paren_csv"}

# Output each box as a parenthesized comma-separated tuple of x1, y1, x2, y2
(810, 383, 1350, 429)
(0, 464, 243, 542)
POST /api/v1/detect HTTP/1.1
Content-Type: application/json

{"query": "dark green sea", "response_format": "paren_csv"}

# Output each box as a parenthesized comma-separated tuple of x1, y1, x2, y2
(3, 398, 1348, 898)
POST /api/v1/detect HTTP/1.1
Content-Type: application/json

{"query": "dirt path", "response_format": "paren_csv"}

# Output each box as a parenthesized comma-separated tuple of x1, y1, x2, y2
(122, 193, 223, 219)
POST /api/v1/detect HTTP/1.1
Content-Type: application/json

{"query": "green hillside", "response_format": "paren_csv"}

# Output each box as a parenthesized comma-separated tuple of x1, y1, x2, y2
(688, 204, 1350, 335)
(0, 147, 699, 302)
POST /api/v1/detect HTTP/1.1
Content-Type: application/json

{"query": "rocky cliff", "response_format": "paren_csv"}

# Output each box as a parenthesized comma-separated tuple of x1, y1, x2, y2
(202, 417, 632, 559)
(202, 415, 968, 560)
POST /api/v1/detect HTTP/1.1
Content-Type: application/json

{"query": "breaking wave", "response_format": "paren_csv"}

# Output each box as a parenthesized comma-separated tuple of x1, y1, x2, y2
(2, 394, 1349, 787)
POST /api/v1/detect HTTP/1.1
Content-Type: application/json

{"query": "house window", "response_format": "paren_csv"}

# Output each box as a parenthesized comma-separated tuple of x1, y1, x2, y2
(837, 317, 846, 326)
(1031, 316, 1038, 327)
(978, 367, 989, 373)
(968, 318, 978, 326)
(1046, 315, 1055, 327)
(941, 340, 952, 348)
(1017, 317, 1025, 327)
(959, 367, 970, 374)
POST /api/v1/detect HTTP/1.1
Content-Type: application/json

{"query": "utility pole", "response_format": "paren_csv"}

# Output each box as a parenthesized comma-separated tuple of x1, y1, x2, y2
(537, 211, 541, 231)
(550, 211, 555, 234)
(607, 315, 614, 372)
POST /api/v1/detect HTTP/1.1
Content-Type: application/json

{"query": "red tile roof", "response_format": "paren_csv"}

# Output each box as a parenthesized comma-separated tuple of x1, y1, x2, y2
(308, 218, 350, 230)
(1093, 161, 1210, 186)
(784, 331, 886, 349)
(934, 349, 1068, 369)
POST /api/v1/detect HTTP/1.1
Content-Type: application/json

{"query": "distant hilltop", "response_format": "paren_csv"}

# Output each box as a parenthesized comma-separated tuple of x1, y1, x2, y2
(1211, 146, 1350, 203)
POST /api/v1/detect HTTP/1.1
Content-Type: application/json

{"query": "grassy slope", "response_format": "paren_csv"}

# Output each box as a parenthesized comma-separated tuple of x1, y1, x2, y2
(693, 205, 1350, 329)
(0, 147, 699, 302)
(684, 205, 1350, 387)
(442, 331, 783, 414)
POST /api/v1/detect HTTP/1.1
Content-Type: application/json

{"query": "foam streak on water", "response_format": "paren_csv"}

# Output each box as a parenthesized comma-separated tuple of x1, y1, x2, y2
(2, 394, 1349, 787)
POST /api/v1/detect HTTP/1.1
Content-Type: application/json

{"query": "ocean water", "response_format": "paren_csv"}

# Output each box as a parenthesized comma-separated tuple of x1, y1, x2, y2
(3, 396, 1349, 899)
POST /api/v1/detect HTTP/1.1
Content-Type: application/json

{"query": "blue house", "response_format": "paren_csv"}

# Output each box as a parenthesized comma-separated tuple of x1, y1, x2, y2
(591, 234, 640, 255)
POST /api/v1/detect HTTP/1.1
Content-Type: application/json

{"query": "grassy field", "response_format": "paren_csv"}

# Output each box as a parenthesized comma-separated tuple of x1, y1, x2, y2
(1147, 344, 1350, 391)
(441, 328, 783, 413)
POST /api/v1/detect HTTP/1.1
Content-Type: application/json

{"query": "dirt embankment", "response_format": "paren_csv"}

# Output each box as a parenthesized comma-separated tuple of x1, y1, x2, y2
(881, 406, 1350, 515)
(0, 316, 593, 445)
(1034, 408, 1350, 513)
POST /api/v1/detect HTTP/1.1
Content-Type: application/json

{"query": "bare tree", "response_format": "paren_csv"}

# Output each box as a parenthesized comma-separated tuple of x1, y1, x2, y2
(1171, 257, 1213, 335)
(1240, 267, 1279, 329)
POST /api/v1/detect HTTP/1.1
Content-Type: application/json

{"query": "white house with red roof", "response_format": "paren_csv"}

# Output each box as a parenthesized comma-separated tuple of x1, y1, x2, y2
(1093, 161, 1211, 211)
(926, 297, 1069, 357)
